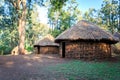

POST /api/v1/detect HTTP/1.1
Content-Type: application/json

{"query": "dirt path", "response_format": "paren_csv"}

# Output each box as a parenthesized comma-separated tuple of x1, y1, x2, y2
(0, 54, 70, 80)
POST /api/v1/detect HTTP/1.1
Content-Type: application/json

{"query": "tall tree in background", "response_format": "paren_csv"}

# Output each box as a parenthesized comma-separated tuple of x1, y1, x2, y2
(26, 8, 49, 47)
(48, 0, 81, 37)
(100, 0, 119, 33)
(0, 0, 19, 54)
(83, 8, 97, 23)
(82, 0, 119, 33)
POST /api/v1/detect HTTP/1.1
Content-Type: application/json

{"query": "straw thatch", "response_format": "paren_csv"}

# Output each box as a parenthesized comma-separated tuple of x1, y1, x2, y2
(34, 35, 59, 54)
(34, 34, 59, 47)
(113, 32, 120, 41)
(55, 20, 118, 44)
(55, 20, 119, 60)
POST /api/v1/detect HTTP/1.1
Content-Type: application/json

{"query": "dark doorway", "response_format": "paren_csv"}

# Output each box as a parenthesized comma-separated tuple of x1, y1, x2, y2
(62, 42, 65, 58)
(38, 46, 40, 54)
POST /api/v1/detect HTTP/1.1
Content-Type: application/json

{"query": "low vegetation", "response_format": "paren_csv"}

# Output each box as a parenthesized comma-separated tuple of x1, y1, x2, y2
(48, 60, 120, 80)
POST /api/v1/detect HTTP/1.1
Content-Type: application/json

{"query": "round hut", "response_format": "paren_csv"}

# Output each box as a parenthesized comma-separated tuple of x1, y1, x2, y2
(112, 32, 120, 54)
(34, 35, 59, 54)
(55, 20, 118, 59)
(113, 32, 120, 41)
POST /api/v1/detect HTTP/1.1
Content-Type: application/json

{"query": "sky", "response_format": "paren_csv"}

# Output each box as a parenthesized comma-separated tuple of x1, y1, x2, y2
(38, 0, 104, 25)
(37, 6, 48, 24)
(77, 0, 103, 13)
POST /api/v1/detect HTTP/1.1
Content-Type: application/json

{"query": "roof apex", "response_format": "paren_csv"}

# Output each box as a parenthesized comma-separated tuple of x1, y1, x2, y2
(34, 34, 59, 46)
(55, 20, 118, 44)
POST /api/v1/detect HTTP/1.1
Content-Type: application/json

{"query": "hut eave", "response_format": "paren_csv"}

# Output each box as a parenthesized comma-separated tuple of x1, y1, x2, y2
(55, 38, 118, 44)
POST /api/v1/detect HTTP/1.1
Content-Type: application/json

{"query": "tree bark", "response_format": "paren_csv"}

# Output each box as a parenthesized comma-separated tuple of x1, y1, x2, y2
(18, 0, 27, 54)
(9, 0, 27, 54)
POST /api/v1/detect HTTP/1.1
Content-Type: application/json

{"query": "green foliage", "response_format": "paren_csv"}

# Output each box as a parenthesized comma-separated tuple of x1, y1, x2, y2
(50, 29, 61, 37)
(0, 26, 18, 55)
(48, 0, 81, 37)
(0, 45, 12, 55)
(82, 8, 98, 23)
(50, 0, 68, 11)
(81, 0, 119, 33)
(0, 46, 6, 55)
(99, 0, 119, 33)
(25, 46, 33, 52)
(0, 0, 50, 55)
(0, 0, 19, 55)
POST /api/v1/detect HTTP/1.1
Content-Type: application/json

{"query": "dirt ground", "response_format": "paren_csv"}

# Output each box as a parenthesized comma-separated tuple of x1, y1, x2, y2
(0, 54, 71, 80)
(0, 54, 120, 80)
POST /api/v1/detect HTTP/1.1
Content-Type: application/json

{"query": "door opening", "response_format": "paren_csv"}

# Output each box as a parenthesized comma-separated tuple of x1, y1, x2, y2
(38, 46, 40, 54)
(62, 42, 65, 58)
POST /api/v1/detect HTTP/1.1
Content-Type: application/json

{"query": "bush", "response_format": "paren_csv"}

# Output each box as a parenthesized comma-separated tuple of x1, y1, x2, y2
(25, 46, 33, 52)
(0, 46, 12, 55)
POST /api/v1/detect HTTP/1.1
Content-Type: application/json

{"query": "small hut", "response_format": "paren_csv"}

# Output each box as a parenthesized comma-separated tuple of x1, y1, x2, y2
(34, 35, 59, 54)
(112, 32, 120, 54)
(113, 32, 120, 41)
(55, 20, 118, 59)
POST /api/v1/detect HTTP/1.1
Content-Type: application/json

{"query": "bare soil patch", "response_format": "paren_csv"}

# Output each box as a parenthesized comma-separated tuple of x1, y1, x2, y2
(0, 54, 70, 80)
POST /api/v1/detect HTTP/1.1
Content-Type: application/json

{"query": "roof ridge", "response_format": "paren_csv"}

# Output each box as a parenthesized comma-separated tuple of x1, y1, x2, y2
(55, 20, 118, 44)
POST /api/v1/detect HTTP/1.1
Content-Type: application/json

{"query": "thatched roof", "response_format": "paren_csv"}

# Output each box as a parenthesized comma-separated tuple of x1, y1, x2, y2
(34, 34, 59, 47)
(55, 20, 118, 44)
(113, 32, 120, 41)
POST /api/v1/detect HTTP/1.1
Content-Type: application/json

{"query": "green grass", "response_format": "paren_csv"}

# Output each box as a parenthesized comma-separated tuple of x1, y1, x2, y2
(48, 60, 120, 80)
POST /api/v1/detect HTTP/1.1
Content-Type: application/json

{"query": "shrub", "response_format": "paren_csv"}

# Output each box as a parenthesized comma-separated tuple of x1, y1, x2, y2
(25, 46, 33, 52)
(0, 46, 12, 55)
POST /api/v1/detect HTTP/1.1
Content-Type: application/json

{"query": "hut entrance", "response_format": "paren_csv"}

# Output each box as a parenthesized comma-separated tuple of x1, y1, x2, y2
(38, 47, 40, 54)
(62, 42, 65, 58)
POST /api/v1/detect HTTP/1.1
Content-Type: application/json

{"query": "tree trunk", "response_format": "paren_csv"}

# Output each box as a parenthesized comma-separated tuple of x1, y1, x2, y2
(18, 0, 27, 54)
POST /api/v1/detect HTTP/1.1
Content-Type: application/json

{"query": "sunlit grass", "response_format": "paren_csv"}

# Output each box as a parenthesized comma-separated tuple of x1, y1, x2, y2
(48, 60, 120, 80)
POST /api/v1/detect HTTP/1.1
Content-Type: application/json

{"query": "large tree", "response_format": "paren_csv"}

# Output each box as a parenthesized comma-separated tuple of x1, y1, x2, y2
(4, 0, 67, 54)
(99, 0, 119, 33)
(81, 0, 119, 33)
(6, 0, 28, 54)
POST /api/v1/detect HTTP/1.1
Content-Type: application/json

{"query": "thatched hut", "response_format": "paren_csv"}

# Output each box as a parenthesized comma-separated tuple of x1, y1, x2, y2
(113, 32, 120, 41)
(34, 35, 59, 54)
(55, 20, 118, 59)
(112, 32, 120, 54)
